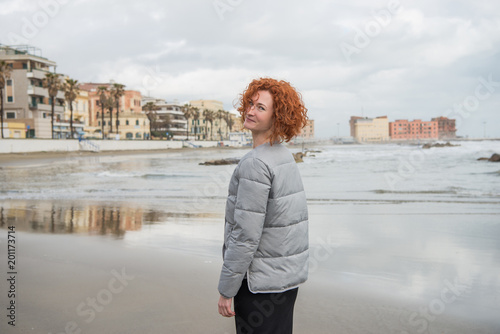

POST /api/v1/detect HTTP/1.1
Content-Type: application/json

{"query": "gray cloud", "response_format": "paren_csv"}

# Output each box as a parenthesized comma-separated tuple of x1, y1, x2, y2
(1, 0, 499, 138)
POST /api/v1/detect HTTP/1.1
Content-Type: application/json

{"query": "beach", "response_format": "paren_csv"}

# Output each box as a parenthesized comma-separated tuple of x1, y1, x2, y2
(1, 142, 500, 333)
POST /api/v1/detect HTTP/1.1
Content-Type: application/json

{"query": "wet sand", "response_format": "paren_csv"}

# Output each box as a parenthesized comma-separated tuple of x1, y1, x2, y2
(0, 230, 495, 334)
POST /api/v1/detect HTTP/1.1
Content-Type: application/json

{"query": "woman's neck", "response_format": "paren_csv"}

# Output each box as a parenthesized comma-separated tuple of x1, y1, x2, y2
(251, 131, 271, 148)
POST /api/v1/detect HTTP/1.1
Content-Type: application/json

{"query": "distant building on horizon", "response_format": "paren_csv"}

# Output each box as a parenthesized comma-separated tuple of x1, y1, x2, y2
(389, 119, 438, 140)
(432, 116, 456, 139)
(349, 116, 389, 143)
(296, 119, 315, 140)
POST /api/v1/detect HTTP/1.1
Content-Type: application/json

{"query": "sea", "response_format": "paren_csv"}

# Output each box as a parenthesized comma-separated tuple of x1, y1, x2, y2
(1, 140, 499, 333)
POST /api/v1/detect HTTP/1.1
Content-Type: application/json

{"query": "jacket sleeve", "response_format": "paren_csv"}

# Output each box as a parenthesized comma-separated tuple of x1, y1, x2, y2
(218, 157, 272, 298)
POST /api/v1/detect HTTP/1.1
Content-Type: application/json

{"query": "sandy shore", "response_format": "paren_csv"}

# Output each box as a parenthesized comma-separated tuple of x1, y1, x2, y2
(0, 230, 495, 334)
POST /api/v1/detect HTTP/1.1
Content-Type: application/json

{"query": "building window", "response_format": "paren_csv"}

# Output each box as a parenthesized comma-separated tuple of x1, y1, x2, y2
(108, 121, 111, 126)
(126, 120, 129, 125)
(135, 120, 139, 126)
(116, 120, 120, 125)
(7, 96, 13, 102)
(43, 113, 47, 118)
(6, 79, 12, 86)
(6, 112, 15, 119)
(22, 63, 28, 69)
(126, 132, 133, 139)
(135, 133, 142, 138)
(96, 112, 99, 118)
(98, 121, 101, 126)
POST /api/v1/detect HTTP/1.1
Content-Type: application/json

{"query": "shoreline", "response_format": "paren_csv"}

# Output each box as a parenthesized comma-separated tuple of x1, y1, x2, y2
(0, 142, 321, 165)
(0, 145, 247, 166)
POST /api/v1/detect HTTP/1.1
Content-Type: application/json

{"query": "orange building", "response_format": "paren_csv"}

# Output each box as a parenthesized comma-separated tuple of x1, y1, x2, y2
(80, 83, 146, 139)
(431, 116, 456, 139)
(389, 119, 438, 140)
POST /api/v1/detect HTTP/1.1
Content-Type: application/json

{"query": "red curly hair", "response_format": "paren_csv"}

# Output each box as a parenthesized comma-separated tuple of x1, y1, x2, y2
(236, 78, 308, 144)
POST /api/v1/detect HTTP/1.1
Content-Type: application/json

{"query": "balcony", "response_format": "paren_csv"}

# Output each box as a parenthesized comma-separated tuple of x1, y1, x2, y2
(27, 85, 47, 96)
(27, 85, 65, 99)
(26, 69, 51, 80)
(29, 102, 64, 113)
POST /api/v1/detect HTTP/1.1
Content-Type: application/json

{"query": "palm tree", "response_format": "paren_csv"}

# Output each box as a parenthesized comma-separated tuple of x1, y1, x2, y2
(97, 86, 108, 139)
(217, 109, 225, 140)
(43, 73, 62, 139)
(63, 78, 79, 138)
(182, 104, 194, 140)
(0, 61, 13, 139)
(225, 111, 235, 135)
(192, 108, 200, 140)
(143, 102, 159, 140)
(105, 93, 114, 135)
(159, 114, 172, 139)
(203, 109, 215, 140)
(110, 83, 125, 134)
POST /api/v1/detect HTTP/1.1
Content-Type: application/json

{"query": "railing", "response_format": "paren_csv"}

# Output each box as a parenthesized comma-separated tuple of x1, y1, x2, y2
(183, 141, 201, 148)
(26, 68, 51, 80)
(78, 138, 100, 152)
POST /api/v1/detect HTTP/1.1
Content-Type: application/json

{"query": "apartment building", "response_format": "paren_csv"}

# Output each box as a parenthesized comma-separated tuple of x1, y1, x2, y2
(350, 116, 390, 142)
(431, 116, 456, 139)
(189, 99, 231, 140)
(80, 83, 148, 139)
(296, 119, 315, 140)
(389, 119, 438, 140)
(0, 44, 65, 138)
(142, 97, 187, 139)
(64, 89, 89, 125)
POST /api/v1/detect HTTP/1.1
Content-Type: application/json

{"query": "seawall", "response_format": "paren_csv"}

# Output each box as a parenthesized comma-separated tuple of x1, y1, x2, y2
(0, 139, 222, 154)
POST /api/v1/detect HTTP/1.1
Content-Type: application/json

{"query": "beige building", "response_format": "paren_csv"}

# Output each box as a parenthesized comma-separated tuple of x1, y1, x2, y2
(0, 45, 65, 138)
(189, 99, 224, 112)
(188, 99, 231, 140)
(350, 116, 389, 142)
(64, 89, 89, 126)
(94, 112, 149, 140)
(296, 119, 315, 140)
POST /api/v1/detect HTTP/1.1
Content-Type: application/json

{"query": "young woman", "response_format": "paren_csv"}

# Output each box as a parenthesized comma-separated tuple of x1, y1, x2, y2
(218, 78, 309, 333)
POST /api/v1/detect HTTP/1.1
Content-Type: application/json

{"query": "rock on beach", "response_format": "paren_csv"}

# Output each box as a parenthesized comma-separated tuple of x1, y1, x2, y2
(477, 153, 500, 162)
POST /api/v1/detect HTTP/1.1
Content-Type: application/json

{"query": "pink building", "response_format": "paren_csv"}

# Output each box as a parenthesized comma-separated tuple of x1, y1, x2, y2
(79, 83, 142, 127)
(389, 119, 438, 140)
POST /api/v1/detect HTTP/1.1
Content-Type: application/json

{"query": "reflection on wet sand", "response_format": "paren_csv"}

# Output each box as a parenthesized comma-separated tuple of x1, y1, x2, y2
(0, 201, 144, 237)
(0, 200, 223, 238)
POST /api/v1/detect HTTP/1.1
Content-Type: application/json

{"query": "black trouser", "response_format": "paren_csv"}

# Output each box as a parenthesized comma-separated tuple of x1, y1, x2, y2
(234, 280, 298, 334)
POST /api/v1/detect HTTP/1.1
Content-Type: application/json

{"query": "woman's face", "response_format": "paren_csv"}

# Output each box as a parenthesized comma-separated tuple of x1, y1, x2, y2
(243, 90, 274, 134)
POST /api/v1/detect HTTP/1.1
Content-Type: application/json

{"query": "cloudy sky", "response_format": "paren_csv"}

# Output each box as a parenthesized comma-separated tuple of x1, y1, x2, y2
(1, 0, 499, 138)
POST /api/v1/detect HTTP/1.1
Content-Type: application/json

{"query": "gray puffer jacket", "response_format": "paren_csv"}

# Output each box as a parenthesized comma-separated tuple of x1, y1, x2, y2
(218, 142, 309, 298)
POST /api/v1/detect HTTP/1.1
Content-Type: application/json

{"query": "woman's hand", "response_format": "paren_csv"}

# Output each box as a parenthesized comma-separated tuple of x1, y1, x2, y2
(218, 295, 235, 317)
